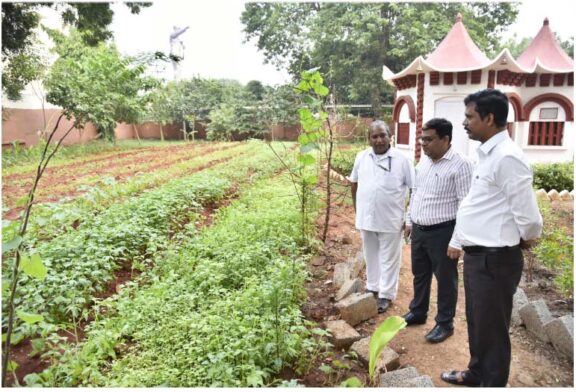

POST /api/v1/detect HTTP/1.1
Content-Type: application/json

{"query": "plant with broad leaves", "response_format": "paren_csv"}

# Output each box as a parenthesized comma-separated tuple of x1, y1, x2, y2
(368, 315, 407, 382)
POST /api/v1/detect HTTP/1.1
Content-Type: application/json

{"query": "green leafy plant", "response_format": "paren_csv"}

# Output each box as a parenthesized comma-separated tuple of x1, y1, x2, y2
(339, 376, 363, 387)
(532, 162, 574, 191)
(368, 316, 407, 381)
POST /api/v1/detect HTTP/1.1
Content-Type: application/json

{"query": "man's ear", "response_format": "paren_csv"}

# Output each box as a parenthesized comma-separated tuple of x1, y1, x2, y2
(485, 113, 495, 127)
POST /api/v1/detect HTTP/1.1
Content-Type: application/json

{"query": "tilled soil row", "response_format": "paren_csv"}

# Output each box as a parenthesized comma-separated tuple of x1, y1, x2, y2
(2, 144, 244, 218)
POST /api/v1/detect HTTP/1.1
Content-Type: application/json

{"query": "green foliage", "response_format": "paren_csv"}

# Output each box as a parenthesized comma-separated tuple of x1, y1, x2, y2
(1, 2, 150, 100)
(29, 174, 320, 387)
(44, 29, 154, 142)
(339, 376, 363, 387)
(532, 162, 574, 191)
(368, 316, 406, 380)
(2, 142, 289, 342)
(242, 2, 518, 110)
(532, 202, 574, 296)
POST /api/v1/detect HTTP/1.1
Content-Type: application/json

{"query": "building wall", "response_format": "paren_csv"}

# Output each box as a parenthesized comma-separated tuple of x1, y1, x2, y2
(393, 69, 574, 164)
(1, 108, 98, 147)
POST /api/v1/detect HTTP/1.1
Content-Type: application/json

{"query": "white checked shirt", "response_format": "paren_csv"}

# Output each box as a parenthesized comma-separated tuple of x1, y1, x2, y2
(406, 147, 473, 248)
(453, 131, 543, 248)
(349, 147, 414, 233)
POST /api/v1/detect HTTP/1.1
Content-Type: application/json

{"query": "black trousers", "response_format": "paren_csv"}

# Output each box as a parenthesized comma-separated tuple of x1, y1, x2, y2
(464, 247, 523, 387)
(408, 223, 458, 327)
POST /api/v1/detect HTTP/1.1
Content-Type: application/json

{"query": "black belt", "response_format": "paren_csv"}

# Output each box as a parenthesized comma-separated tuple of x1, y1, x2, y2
(463, 245, 520, 254)
(412, 220, 456, 231)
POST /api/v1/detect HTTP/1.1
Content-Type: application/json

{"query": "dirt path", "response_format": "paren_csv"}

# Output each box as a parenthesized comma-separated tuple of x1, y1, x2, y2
(304, 201, 573, 387)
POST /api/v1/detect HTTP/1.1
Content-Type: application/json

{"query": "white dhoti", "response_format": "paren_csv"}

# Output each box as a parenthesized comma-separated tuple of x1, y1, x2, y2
(360, 229, 403, 300)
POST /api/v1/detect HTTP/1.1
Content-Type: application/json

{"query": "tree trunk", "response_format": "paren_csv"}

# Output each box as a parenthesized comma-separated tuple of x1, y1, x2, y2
(159, 124, 165, 142)
(132, 124, 141, 144)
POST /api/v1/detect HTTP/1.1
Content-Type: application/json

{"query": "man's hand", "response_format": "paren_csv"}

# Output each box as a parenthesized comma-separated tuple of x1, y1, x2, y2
(447, 246, 462, 260)
(404, 225, 412, 241)
(519, 238, 537, 250)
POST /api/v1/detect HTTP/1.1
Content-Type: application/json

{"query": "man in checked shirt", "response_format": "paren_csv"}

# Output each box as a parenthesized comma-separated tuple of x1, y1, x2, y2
(403, 118, 473, 343)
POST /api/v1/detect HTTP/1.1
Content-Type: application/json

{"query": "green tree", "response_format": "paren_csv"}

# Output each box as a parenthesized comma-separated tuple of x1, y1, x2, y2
(1, 2, 150, 100)
(44, 29, 154, 142)
(246, 80, 266, 100)
(241, 2, 519, 113)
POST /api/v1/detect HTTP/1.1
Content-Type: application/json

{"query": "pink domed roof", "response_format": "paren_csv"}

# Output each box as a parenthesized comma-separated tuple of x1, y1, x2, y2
(516, 18, 574, 71)
(425, 14, 490, 69)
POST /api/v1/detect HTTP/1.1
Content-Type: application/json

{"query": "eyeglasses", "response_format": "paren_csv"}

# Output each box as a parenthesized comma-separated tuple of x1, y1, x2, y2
(418, 136, 438, 144)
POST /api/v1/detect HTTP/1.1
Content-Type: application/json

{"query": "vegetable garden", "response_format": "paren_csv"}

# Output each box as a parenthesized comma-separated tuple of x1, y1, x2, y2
(2, 140, 318, 386)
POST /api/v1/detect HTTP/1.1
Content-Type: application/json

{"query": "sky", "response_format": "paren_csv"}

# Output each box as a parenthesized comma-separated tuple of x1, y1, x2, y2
(107, 0, 574, 86)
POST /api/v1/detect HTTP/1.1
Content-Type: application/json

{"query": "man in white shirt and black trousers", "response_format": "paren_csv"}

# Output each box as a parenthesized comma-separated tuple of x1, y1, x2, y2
(441, 89, 543, 387)
(349, 120, 414, 313)
(403, 118, 473, 343)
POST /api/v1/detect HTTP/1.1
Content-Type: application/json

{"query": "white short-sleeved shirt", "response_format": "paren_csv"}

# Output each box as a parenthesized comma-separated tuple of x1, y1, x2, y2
(349, 147, 414, 233)
(453, 131, 543, 247)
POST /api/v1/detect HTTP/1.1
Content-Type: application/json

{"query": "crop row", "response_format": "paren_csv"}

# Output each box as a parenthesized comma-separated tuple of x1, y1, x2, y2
(25, 173, 321, 387)
(2, 142, 237, 211)
(10, 142, 258, 244)
(2, 141, 290, 341)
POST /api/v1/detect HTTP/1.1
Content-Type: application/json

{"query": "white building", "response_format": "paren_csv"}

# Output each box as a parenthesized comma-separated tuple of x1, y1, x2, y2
(383, 14, 574, 163)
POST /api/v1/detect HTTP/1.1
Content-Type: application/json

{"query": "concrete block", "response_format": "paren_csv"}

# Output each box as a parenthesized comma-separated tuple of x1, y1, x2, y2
(547, 189, 560, 201)
(511, 287, 529, 327)
(535, 189, 550, 201)
(544, 315, 573, 360)
(325, 320, 361, 350)
(559, 190, 572, 201)
(335, 278, 362, 302)
(350, 336, 400, 372)
(333, 263, 351, 288)
(336, 292, 377, 326)
(519, 299, 554, 342)
(403, 375, 435, 387)
(379, 367, 420, 387)
(347, 251, 364, 279)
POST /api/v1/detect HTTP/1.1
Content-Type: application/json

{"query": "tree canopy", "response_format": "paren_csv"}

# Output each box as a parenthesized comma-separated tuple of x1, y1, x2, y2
(241, 2, 520, 113)
(44, 29, 155, 141)
(1, 2, 150, 100)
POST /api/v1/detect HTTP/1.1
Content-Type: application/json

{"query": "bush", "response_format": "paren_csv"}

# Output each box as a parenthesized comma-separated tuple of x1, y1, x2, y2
(532, 162, 574, 191)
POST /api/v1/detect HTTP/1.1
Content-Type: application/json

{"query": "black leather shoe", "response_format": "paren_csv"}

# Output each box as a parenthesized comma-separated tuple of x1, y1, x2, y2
(402, 312, 427, 326)
(425, 324, 454, 343)
(377, 298, 391, 313)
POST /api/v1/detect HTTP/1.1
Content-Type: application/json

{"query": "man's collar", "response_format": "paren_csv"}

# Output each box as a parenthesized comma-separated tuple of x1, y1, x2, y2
(369, 147, 393, 159)
(478, 130, 509, 156)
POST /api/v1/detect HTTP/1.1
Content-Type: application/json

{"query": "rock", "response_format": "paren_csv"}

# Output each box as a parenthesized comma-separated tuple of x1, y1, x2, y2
(350, 336, 400, 372)
(335, 278, 363, 301)
(559, 190, 572, 201)
(325, 320, 362, 350)
(403, 375, 435, 387)
(519, 299, 554, 342)
(547, 189, 560, 201)
(379, 367, 419, 387)
(347, 252, 364, 279)
(333, 263, 351, 288)
(570, 190, 574, 198)
(311, 256, 326, 266)
(336, 292, 378, 326)
(511, 288, 529, 327)
(535, 188, 550, 201)
(516, 372, 535, 386)
(543, 315, 573, 360)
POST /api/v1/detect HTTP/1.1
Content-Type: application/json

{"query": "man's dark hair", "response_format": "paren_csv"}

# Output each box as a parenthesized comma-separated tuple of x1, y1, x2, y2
(464, 89, 509, 128)
(423, 118, 452, 142)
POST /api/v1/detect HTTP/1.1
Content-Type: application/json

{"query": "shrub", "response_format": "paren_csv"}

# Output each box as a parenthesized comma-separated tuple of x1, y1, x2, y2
(532, 162, 574, 191)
